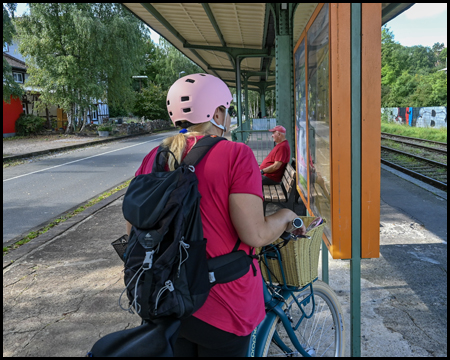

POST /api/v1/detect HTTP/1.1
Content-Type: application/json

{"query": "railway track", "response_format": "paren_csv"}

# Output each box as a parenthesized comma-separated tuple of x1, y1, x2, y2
(381, 132, 447, 155)
(380, 133, 447, 191)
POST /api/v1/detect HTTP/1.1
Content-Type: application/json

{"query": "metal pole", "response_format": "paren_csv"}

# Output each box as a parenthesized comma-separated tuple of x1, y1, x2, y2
(244, 72, 249, 123)
(261, 89, 266, 117)
(236, 57, 242, 141)
(350, 3, 362, 357)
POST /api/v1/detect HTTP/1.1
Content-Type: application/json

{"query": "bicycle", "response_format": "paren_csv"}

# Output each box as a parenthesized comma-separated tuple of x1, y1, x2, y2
(247, 229, 346, 357)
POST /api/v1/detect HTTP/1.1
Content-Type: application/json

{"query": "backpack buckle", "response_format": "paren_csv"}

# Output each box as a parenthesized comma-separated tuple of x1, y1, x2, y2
(143, 250, 155, 270)
(209, 272, 216, 283)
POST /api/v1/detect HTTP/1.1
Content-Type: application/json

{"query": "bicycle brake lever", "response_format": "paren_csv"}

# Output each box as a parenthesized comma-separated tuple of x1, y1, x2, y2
(280, 231, 292, 241)
(293, 234, 311, 240)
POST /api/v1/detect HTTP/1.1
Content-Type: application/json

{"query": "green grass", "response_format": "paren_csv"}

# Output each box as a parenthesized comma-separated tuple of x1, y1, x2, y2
(3, 179, 132, 255)
(381, 121, 447, 143)
(3, 135, 31, 141)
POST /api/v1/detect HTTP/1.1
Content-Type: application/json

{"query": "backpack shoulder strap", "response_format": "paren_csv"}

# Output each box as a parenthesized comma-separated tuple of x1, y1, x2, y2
(152, 146, 179, 172)
(181, 135, 226, 167)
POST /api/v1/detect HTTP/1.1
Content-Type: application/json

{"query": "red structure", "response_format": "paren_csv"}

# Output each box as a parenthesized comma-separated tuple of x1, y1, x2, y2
(3, 95, 23, 137)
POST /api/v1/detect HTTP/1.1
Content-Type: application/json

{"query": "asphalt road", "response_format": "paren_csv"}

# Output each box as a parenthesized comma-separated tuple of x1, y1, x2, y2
(3, 131, 178, 244)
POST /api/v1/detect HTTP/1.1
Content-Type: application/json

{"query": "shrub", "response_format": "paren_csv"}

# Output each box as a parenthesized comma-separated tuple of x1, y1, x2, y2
(98, 124, 114, 132)
(133, 82, 169, 121)
(15, 114, 46, 136)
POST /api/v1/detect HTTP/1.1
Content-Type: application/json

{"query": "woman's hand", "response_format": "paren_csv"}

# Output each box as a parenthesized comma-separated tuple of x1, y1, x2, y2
(284, 217, 307, 237)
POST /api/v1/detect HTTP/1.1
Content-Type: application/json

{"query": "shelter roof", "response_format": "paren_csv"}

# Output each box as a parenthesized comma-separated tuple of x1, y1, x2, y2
(122, 3, 414, 91)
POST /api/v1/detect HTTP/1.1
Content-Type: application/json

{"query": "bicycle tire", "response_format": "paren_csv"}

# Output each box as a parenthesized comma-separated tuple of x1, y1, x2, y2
(262, 280, 345, 357)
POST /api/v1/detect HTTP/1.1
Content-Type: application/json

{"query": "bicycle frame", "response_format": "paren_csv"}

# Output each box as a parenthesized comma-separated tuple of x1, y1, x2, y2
(247, 239, 319, 357)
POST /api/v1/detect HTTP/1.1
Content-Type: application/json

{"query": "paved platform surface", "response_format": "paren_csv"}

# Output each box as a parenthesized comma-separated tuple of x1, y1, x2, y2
(3, 138, 447, 357)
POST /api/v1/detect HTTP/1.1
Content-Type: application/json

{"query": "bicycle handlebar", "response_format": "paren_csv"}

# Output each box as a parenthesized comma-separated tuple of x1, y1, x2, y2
(280, 231, 292, 241)
(280, 231, 310, 241)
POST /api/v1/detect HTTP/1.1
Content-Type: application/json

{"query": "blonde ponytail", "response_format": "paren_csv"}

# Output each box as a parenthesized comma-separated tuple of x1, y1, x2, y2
(162, 121, 214, 171)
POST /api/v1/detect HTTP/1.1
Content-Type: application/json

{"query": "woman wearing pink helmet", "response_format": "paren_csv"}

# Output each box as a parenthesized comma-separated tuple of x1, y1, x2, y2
(130, 73, 306, 356)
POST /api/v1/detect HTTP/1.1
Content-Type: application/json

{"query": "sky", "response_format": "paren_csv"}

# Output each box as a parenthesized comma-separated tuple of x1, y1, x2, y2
(13, 3, 447, 48)
(384, 3, 447, 48)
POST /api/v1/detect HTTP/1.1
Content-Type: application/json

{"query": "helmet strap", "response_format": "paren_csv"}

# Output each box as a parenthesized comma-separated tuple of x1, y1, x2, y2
(209, 118, 226, 137)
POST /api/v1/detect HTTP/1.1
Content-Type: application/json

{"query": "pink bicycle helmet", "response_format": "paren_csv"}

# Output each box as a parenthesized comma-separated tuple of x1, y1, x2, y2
(166, 73, 232, 128)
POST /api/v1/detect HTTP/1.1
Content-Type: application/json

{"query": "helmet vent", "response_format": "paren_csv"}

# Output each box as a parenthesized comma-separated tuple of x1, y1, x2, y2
(181, 96, 189, 102)
(185, 79, 195, 83)
(167, 100, 170, 105)
(199, 74, 206, 76)
(169, 111, 173, 116)
(182, 108, 191, 113)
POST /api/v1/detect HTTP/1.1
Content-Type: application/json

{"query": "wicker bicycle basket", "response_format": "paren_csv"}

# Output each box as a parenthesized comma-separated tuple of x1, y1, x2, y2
(258, 216, 327, 288)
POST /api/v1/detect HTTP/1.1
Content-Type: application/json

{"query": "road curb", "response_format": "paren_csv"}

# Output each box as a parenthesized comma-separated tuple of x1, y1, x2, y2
(3, 128, 174, 163)
(3, 186, 129, 269)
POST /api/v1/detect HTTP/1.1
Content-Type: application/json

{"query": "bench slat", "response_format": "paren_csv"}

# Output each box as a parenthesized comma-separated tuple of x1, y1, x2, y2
(263, 163, 298, 210)
(263, 187, 272, 201)
(286, 163, 295, 175)
(270, 186, 279, 202)
(275, 185, 286, 202)
(282, 176, 290, 192)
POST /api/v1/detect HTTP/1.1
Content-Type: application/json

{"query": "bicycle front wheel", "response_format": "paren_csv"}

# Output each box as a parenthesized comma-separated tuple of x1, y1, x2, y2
(263, 280, 345, 357)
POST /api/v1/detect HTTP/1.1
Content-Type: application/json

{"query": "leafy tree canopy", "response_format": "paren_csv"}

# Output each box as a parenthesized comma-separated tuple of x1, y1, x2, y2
(3, 3, 24, 102)
(133, 82, 169, 121)
(14, 3, 149, 133)
(381, 26, 447, 107)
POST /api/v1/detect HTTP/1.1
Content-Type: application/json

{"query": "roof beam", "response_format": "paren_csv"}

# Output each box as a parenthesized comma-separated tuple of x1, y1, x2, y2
(208, 67, 274, 77)
(382, 3, 414, 25)
(183, 43, 275, 58)
(260, 4, 276, 81)
(139, 3, 221, 78)
(227, 80, 275, 87)
(201, 3, 235, 69)
(139, 4, 273, 63)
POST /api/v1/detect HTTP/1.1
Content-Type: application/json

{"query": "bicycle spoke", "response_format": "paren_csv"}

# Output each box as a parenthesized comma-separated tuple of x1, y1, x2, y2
(262, 281, 345, 357)
(267, 284, 344, 356)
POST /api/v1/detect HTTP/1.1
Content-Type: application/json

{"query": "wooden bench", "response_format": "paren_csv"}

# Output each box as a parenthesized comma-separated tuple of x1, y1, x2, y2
(263, 161, 298, 214)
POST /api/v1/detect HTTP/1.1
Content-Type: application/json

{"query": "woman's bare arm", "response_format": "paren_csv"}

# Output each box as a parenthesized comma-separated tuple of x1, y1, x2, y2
(229, 193, 306, 248)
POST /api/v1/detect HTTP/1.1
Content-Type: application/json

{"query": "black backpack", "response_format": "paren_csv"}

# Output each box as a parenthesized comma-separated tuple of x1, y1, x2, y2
(120, 135, 257, 322)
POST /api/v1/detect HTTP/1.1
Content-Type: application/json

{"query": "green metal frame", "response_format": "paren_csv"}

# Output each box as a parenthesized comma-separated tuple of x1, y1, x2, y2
(273, 4, 295, 160)
(351, 4, 362, 357)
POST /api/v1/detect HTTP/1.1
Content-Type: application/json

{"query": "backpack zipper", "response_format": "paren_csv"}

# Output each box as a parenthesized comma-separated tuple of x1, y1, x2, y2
(154, 280, 175, 316)
(177, 237, 190, 277)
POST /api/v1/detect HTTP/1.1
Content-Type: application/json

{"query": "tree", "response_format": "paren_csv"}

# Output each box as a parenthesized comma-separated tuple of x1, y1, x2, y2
(381, 26, 447, 107)
(432, 43, 447, 70)
(133, 82, 169, 121)
(386, 71, 418, 107)
(153, 37, 204, 90)
(15, 3, 148, 133)
(429, 71, 447, 106)
(140, 39, 164, 86)
(406, 45, 435, 73)
(3, 3, 24, 103)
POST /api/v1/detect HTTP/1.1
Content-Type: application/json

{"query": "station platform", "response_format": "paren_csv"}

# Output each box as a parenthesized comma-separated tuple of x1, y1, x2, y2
(3, 142, 447, 356)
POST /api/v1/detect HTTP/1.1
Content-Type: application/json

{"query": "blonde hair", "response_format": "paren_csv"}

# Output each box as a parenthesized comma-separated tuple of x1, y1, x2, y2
(162, 107, 226, 171)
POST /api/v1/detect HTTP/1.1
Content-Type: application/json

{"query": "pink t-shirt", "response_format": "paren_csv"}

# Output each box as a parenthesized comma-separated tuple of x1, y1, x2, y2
(135, 136, 266, 336)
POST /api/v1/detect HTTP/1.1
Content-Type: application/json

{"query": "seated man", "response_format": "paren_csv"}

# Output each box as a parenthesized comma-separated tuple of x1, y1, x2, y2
(260, 125, 291, 185)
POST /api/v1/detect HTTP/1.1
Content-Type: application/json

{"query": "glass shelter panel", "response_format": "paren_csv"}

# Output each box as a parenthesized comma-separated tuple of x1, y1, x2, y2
(307, 5, 331, 241)
(294, 39, 308, 202)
